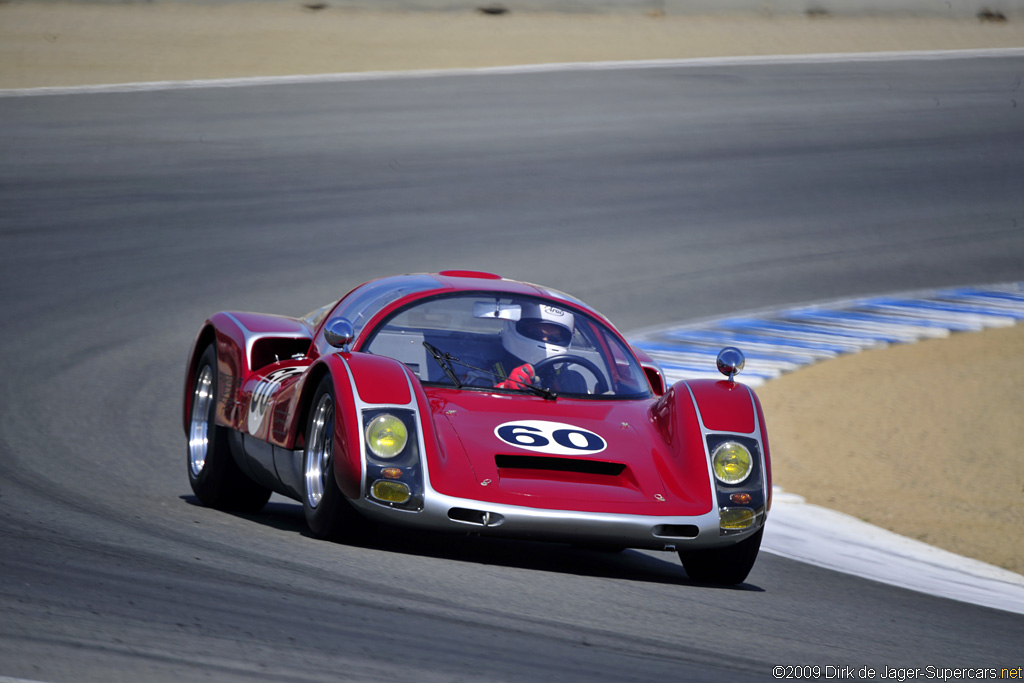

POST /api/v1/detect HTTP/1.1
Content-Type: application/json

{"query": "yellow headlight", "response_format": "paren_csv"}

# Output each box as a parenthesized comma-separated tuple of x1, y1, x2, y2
(371, 480, 411, 504)
(712, 441, 753, 484)
(720, 507, 755, 530)
(365, 414, 408, 459)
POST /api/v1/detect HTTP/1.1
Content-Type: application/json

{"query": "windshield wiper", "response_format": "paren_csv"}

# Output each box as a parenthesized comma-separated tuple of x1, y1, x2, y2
(423, 341, 463, 388)
(421, 341, 556, 401)
(499, 378, 557, 401)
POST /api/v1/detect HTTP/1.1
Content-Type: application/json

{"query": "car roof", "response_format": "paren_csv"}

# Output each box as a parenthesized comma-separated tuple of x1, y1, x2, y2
(320, 271, 617, 347)
(394, 270, 606, 320)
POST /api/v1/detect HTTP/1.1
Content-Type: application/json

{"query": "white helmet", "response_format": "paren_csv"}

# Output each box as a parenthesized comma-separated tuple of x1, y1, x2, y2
(502, 303, 575, 365)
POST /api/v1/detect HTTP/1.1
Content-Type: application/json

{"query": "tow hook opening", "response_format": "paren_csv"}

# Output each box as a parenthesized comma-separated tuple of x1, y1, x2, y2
(448, 507, 505, 527)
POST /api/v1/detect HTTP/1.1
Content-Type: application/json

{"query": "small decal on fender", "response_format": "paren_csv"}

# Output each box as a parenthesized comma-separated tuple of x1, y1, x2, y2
(247, 367, 304, 433)
(494, 420, 607, 456)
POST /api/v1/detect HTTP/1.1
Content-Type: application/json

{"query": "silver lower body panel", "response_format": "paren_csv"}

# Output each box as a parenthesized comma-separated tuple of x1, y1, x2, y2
(351, 489, 764, 551)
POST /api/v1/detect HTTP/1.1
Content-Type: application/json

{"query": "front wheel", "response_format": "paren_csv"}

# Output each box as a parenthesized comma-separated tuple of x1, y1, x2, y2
(187, 345, 271, 512)
(678, 528, 763, 585)
(302, 375, 370, 541)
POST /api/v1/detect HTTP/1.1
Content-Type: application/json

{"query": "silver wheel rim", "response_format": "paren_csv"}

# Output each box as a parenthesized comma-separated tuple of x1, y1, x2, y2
(188, 365, 214, 477)
(305, 393, 333, 509)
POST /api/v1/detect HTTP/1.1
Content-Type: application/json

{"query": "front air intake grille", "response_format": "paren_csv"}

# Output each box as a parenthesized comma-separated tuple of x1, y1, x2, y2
(653, 524, 699, 539)
(495, 454, 625, 476)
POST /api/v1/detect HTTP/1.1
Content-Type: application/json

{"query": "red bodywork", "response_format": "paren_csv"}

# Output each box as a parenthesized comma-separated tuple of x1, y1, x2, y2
(183, 271, 771, 546)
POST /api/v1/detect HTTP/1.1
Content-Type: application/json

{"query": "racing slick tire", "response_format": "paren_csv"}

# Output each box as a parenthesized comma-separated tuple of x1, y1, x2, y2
(187, 345, 272, 513)
(678, 528, 763, 585)
(302, 375, 371, 542)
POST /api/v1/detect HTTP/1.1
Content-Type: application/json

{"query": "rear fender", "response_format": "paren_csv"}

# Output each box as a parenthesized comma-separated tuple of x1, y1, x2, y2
(182, 315, 247, 433)
(182, 312, 313, 434)
(216, 311, 313, 378)
(182, 324, 217, 435)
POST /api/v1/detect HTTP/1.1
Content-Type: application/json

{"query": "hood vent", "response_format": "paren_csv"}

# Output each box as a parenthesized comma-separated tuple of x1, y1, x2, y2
(495, 454, 625, 476)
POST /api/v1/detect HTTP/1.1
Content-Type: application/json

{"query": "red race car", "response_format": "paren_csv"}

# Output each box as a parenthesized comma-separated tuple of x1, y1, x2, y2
(183, 271, 771, 584)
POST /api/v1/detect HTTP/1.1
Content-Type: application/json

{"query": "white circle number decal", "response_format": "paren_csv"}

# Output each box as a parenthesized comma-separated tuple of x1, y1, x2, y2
(247, 367, 304, 433)
(494, 420, 606, 456)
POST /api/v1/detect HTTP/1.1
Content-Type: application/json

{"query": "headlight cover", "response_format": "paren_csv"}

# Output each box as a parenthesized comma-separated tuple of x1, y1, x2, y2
(365, 413, 408, 459)
(711, 440, 753, 485)
(361, 408, 423, 511)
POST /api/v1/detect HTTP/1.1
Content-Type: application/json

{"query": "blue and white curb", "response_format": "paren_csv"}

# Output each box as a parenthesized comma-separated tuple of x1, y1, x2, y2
(628, 282, 1024, 614)
(630, 282, 1024, 387)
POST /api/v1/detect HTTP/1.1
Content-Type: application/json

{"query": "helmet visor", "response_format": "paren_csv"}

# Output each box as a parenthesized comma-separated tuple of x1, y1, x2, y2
(515, 319, 573, 346)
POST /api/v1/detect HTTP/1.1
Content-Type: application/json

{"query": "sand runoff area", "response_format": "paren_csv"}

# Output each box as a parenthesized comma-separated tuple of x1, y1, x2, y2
(2, 4, 1021, 574)
(2, 6, 1024, 88)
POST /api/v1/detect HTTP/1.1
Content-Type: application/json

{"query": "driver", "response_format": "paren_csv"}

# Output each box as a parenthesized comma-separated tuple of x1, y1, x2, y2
(494, 304, 577, 391)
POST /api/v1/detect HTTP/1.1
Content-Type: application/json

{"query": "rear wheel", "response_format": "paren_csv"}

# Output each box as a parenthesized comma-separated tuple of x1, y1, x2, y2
(678, 528, 762, 585)
(187, 345, 271, 512)
(303, 375, 369, 541)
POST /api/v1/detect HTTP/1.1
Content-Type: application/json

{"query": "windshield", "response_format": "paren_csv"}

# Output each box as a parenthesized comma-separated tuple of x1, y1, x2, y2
(330, 275, 440, 341)
(363, 293, 651, 399)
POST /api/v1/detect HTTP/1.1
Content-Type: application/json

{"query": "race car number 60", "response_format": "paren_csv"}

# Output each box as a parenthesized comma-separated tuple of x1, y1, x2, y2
(494, 420, 607, 456)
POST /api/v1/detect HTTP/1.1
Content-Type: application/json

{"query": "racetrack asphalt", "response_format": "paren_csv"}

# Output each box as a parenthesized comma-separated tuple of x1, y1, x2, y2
(1, 53, 1023, 681)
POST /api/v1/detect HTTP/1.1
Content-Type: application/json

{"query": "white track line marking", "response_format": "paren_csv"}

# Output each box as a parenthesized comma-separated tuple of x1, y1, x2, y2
(2, 47, 1023, 98)
(765, 489, 1024, 615)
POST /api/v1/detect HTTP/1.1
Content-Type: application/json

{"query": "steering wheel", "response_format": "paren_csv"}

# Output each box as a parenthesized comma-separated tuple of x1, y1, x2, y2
(532, 354, 609, 395)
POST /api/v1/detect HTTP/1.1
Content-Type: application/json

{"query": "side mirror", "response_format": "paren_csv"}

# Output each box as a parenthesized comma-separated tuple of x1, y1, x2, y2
(716, 347, 745, 381)
(324, 318, 354, 349)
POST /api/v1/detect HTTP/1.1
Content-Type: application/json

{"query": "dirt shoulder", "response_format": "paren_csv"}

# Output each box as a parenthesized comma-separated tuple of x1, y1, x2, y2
(2, 3, 1021, 574)
(2, 5, 1023, 89)
(758, 324, 1023, 574)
